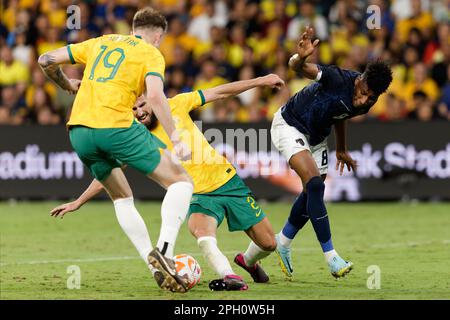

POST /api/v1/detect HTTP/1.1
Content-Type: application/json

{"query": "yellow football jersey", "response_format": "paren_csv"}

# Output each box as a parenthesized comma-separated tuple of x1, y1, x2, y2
(152, 91, 237, 194)
(67, 34, 165, 128)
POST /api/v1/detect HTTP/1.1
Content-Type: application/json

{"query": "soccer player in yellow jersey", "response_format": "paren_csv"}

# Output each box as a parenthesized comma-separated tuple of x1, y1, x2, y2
(39, 7, 194, 293)
(51, 74, 285, 291)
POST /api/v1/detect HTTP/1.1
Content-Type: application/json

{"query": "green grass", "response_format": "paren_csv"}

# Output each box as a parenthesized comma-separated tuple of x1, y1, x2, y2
(1, 201, 449, 300)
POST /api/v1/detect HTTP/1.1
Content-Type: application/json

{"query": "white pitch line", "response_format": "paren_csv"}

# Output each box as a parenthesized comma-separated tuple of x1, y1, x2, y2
(0, 240, 448, 267)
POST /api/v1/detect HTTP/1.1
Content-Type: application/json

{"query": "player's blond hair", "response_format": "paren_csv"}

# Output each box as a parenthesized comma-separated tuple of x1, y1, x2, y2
(132, 7, 167, 31)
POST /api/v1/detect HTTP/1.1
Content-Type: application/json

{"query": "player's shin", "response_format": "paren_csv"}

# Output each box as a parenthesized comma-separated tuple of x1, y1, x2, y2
(305, 176, 336, 258)
(197, 236, 235, 278)
(279, 192, 309, 247)
(113, 197, 153, 263)
(243, 241, 271, 267)
(157, 181, 194, 258)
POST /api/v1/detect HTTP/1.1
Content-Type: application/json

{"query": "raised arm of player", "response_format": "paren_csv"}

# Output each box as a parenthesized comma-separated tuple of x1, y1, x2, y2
(145, 75, 191, 161)
(38, 46, 81, 94)
(288, 26, 320, 80)
(202, 74, 285, 104)
(50, 179, 105, 219)
(334, 120, 357, 175)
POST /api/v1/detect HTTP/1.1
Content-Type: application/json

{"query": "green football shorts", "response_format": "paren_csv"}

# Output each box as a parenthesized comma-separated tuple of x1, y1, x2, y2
(188, 174, 266, 232)
(69, 121, 166, 181)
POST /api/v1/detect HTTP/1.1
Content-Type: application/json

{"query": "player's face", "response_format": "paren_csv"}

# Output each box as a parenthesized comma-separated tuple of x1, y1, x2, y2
(132, 97, 152, 125)
(353, 77, 378, 108)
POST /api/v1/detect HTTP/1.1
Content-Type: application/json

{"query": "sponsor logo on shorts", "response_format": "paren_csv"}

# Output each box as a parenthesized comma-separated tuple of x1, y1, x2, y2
(296, 138, 305, 146)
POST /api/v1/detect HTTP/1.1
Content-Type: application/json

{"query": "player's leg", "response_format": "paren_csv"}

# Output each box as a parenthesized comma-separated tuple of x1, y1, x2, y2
(188, 213, 248, 291)
(234, 217, 276, 283)
(96, 123, 191, 292)
(289, 150, 353, 278)
(100, 168, 154, 265)
(69, 126, 160, 282)
(270, 111, 312, 277)
(147, 149, 193, 258)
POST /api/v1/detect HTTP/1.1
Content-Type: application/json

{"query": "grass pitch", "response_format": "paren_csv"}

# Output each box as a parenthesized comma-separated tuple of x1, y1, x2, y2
(1, 201, 449, 300)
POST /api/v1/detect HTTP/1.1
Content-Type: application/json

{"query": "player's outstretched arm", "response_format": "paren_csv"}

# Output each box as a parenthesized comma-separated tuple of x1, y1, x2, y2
(202, 74, 285, 104)
(38, 47, 80, 94)
(145, 75, 191, 161)
(334, 120, 357, 175)
(288, 26, 320, 80)
(50, 179, 104, 219)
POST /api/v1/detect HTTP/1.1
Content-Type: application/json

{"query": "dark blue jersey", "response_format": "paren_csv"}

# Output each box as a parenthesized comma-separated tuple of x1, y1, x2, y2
(281, 65, 371, 146)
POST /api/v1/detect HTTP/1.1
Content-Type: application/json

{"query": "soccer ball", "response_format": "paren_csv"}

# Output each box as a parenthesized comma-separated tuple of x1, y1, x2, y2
(173, 254, 202, 290)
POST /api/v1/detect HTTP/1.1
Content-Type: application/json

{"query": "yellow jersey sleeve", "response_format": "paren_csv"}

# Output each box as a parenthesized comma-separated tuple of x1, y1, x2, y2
(144, 47, 166, 82)
(169, 90, 206, 114)
(67, 37, 98, 64)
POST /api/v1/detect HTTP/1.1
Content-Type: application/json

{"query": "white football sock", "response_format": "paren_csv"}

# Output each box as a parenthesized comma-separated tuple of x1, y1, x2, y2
(278, 232, 293, 248)
(157, 181, 193, 258)
(113, 197, 152, 263)
(243, 241, 271, 267)
(197, 236, 234, 278)
(324, 249, 338, 263)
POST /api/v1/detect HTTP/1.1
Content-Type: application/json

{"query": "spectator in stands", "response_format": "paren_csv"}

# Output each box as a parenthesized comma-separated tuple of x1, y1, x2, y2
(160, 16, 199, 66)
(188, 0, 227, 42)
(395, 0, 434, 43)
(0, 45, 29, 96)
(37, 27, 65, 57)
(287, 0, 328, 43)
(0, 85, 26, 125)
(328, 0, 365, 28)
(0, 0, 447, 125)
(408, 90, 443, 121)
(166, 67, 192, 98)
(29, 87, 61, 125)
(378, 93, 408, 121)
(437, 64, 450, 120)
(228, 23, 247, 68)
(404, 62, 440, 109)
(166, 45, 197, 88)
(12, 31, 33, 66)
(210, 44, 236, 80)
(25, 67, 56, 109)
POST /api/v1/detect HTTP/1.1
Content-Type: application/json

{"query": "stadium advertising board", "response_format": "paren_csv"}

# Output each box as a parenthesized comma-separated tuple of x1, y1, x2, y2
(0, 121, 449, 201)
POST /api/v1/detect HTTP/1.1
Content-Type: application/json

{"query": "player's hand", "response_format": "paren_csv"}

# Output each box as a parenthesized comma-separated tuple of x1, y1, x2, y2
(296, 26, 320, 60)
(260, 74, 285, 90)
(50, 201, 81, 219)
(66, 79, 81, 95)
(172, 139, 192, 161)
(335, 151, 357, 175)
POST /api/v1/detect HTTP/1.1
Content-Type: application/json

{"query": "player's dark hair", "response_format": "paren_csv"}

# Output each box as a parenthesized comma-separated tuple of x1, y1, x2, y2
(133, 7, 168, 31)
(363, 60, 393, 95)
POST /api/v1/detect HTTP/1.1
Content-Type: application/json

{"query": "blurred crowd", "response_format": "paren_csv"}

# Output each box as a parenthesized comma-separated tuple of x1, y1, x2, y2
(0, 0, 449, 125)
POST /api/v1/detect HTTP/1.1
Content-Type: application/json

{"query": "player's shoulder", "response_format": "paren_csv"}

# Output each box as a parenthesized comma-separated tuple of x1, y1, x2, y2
(169, 91, 202, 110)
(319, 64, 360, 83)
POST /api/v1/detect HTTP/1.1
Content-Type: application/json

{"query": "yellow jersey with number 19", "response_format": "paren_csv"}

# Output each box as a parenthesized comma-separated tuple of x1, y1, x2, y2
(151, 91, 237, 194)
(67, 34, 165, 128)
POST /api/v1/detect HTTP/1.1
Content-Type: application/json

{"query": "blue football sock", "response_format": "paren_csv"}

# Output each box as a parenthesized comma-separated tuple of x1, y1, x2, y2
(305, 176, 334, 253)
(282, 192, 309, 239)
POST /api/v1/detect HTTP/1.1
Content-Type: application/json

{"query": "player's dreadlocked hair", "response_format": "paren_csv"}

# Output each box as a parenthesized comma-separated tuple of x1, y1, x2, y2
(363, 60, 393, 95)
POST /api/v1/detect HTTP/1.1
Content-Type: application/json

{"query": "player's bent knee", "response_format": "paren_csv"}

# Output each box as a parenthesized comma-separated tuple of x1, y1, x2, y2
(260, 238, 277, 252)
(306, 176, 325, 193)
